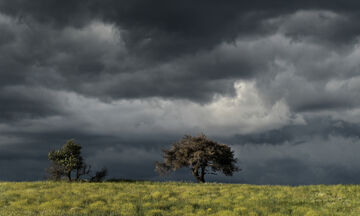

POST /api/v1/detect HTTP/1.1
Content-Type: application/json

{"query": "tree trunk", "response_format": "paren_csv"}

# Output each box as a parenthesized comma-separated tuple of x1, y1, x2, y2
(192, 166, 205, 183)
(200, 166, 206, 183)
(67, 171, 72, 181)
(76, 167, 81, 181)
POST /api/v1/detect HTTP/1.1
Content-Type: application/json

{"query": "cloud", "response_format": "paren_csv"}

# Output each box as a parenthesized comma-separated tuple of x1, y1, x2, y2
(0, 81, 303, 140)
(1, 2, 360, 184)
(232, 135, 360, 184)
(267, 10, 360, 45)
(1, 9, 360, 105)
(2, 0, 360, 60)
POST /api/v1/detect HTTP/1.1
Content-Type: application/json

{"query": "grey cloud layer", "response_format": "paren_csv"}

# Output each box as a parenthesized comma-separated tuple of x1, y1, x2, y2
(2, 0, 360, 58)
(0, 1, 360, 184)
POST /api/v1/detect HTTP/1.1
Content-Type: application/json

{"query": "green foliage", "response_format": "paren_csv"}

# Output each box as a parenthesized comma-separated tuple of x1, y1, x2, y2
(48, 140, 87, 181)
(156, 134, 239, 182)
(1, 182, 360, 216)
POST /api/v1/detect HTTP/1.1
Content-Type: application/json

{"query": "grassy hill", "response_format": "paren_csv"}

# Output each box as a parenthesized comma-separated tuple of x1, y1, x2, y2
(0, 181, 360, 216)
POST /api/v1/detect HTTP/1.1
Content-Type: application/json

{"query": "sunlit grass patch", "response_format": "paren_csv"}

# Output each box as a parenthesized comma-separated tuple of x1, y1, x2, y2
(1, 181, 360, 215)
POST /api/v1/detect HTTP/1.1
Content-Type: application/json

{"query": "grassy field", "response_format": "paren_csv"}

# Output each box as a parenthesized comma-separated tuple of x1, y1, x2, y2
(0, 181, 360, 216)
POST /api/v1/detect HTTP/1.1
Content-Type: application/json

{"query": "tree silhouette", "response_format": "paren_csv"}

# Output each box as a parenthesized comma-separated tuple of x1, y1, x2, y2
(155, 134, 239, 183)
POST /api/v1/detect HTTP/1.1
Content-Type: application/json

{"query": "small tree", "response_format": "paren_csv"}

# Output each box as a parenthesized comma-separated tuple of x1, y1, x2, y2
(90, 168, 108, 182)
(47, 139, 108, 182)
(155, 134, 239, 183)
(48, 139, 87, 181)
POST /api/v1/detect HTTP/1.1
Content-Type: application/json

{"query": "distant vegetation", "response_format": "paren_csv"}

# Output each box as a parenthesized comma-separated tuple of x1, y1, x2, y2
(47, 134, 238, 183)
(1, 181, 360, 216)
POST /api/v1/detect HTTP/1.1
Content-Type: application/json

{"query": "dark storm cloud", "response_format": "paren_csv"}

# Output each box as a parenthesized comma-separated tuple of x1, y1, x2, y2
(0, 159, 46, 181)
(231, 118, 360, 145)
(241, 158, 360, 185)
(267, 11, 360, 46)
(1, 0, 360, 185)
(1, 1, 360, 103)
(1, 0, 268, 57)
(0, 127, 172, 181)
(243, 158, 314, 185)
(0, 13, 259, 103)
(0, 86, 63, 121)
(2, 0, 360, 59)
(230, 133, 360, 184)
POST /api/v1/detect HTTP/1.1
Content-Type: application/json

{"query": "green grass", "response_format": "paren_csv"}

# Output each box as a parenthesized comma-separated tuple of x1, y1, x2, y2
(1, 181, 360, 216)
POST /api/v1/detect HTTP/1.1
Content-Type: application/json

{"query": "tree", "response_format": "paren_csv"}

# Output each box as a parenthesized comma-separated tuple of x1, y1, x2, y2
(47, 139, 108, 182)
(90, 167, 108, 182)
(48, 139, 88, 181)
(155, 134, 239, 183)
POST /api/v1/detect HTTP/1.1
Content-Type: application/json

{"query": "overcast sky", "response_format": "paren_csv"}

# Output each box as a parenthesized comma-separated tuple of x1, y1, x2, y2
(1, 0, 360, 184)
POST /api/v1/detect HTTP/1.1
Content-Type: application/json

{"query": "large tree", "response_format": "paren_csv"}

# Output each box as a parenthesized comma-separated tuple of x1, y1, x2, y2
(155, 134, 239, 183)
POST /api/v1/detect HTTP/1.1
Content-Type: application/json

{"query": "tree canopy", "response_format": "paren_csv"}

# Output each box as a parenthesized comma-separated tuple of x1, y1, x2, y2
(48, 139, 89, 181)
(155, 134, 239, 183)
